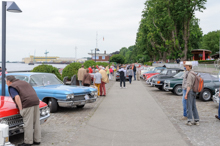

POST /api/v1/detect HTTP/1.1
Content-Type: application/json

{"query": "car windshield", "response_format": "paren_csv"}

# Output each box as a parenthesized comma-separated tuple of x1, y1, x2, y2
(173, 71, 184, 78)
(155, 69, 161, 73)
(160, 70, 167, 75)
(30, 74, 63, 86)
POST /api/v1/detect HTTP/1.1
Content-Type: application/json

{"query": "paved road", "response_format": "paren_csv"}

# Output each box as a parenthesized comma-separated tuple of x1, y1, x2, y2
(73, 80, 188, 146)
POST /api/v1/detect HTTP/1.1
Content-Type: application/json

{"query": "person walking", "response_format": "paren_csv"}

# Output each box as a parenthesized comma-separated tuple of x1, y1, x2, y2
(184, 61, 200, 126)
(99, 67, 109, 96)
(6, 75, 41, 146)
(92, 65, 96, 73)
(77, 65, 86, 86)
(118, 65, 126, 88)
(109, 67, 113, 80)
(94, 69, 102, 96)
(82, 69, 91, 87)
(136, 65, 141, 81)
(105, 66, 110, 78)
(128, 67, 133, 84)
(181, 61, 188, 120)
(133, 64, 136, 81)
(88, 66, 93, 73)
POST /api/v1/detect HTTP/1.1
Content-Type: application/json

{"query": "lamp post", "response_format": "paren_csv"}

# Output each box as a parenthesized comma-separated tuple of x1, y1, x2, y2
(2, 1, 22, 96)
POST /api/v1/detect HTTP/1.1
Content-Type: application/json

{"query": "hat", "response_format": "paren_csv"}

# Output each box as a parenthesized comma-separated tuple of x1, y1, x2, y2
(185, 61, 192, 66)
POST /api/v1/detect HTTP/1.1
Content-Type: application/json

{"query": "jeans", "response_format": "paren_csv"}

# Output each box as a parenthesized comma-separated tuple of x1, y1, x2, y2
(133, 71, 136, 80)
(79, 80, 82, 86)
(120, 76, 125, 87)
(129, 76, 132, 84)
(187, 90, 199, 122)
(182, 89, 187, 117)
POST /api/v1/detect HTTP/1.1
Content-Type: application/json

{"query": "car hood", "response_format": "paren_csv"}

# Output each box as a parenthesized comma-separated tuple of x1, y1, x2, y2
(157, 75, 174, 79)
(34, 84, 96, 95)
(168, 77, 183, 82)
(0, 96, 47, 118)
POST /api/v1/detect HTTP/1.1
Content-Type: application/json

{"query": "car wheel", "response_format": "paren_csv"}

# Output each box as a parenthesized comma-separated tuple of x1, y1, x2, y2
(77, 105, 85, 108)
(199, 89, 212, 101)
(158, 86, 163, 91)
(173, 85, 183, 96)
(48, 98, 58, 113)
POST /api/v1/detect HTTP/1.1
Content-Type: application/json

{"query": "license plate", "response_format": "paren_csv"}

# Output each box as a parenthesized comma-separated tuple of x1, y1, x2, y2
(84, 95, 89, 100)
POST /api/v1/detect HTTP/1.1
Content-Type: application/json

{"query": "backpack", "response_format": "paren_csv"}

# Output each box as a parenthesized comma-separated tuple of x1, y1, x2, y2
(189, 71, 204, 93)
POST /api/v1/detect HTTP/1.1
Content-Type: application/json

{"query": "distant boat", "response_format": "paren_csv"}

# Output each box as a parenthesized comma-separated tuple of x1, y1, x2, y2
(28, 61, 34, 65)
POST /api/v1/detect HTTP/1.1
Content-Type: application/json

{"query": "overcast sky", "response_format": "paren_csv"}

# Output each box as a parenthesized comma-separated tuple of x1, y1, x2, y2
(0, 0, 219, 61)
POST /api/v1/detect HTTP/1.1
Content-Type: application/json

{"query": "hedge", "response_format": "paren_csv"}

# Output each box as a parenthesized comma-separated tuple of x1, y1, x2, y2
(96, 62, 109, 67)
(32, 64, 62, 80)
(198, 60, 215, 64)
(144, 61, 153, 66)
(62, 62, 82, 80)
(83, 60, 96, 68)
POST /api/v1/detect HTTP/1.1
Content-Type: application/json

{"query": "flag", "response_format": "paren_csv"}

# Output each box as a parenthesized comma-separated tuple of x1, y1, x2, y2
(103, 37, 104, 41)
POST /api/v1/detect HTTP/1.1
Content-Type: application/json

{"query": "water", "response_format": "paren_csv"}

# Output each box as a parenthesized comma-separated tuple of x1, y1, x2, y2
(2, 63, 68, 72)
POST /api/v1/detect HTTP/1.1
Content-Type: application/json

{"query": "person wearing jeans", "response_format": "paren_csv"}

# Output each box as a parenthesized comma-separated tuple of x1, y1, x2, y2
(215, 91, 220, 120)
(133, 64, 136, 80)
(128, 67, 133, 84)
(184, 61, 199, 126)
(181, 61, 188, 120)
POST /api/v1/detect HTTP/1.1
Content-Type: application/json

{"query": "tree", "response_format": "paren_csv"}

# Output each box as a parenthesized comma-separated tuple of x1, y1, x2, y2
(201, 30, 220, 55)
(83, 60, 96, 68)
(110, 54, 125, 64)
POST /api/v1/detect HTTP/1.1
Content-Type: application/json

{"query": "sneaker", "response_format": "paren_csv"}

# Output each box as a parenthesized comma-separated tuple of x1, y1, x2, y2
(181, 116, 187, 120)
(193, 121, 200, 126)
(215, 115, 220, 120)
(33, 142, 41, 145)
(123, 87, 127, 89)
(18, 143, 31, 146)
(186, 121, 192, 126)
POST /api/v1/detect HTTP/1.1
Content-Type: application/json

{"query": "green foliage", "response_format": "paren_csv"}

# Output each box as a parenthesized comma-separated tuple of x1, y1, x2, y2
(96, 62, 109, 67)
(62, 62, 82, 80)
(32, 64, 62, 80)
(144, 62, 153, 66)
(110, 54, 125, 64)
(198, 60, 215, 64)
(201, 30, 220, 55)
(83, 60, 96, 68)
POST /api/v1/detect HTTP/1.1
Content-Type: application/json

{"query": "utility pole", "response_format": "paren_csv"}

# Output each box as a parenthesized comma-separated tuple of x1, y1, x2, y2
(95, 31, 98, 62)
(44, 50, 49, 63)
(75, 46, 77, 62)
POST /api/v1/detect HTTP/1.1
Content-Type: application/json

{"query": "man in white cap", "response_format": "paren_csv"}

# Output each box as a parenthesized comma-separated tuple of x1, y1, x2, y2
(181, 60, 188, 120)
(184, 61, 200, 126)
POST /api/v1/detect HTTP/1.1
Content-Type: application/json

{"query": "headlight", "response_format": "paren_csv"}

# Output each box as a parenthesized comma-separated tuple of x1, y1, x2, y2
(66, 94, 74, 99)
(91, 91, 97, 96)
(0, 119, 8, 125)
(46, 107, 50, 114)
(215, 89, 219, 93)
(40, 108, 46, 116)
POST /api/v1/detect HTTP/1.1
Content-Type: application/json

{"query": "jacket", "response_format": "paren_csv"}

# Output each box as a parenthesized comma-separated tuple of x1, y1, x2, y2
(99, 69, 109, 83)
(82, 73, 91, 85)
(78, 68, 86, 81)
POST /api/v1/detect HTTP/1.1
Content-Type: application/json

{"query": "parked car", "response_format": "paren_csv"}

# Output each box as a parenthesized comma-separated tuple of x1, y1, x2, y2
(164, 72, 220, 101)
(0, 96, 50, 136)
(1, 72, 98, 113)
(115, 71, 129, 81)
(152, 68, 184, 90)
(142, 68, 165, 80)
(141, 67, 153, 76)
(141, 67, 166, 79)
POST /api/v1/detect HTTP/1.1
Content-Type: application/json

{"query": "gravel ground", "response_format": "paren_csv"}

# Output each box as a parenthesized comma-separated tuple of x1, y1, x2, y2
(142, 80, 220, 146)
(9, 80, 115, 146)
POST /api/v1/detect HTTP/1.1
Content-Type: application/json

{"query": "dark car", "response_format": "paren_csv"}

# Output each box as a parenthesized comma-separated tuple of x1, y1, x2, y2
(164, 72, 220, 101)
(152, 68, 184, 90)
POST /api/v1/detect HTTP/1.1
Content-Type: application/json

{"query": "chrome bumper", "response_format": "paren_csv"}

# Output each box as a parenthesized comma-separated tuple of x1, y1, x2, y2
(9, 114, 50, 136)
(57, 97, 97, 107)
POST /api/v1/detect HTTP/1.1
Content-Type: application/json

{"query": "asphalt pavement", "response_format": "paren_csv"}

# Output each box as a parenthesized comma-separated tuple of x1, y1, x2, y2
(73, 80, 188, 146)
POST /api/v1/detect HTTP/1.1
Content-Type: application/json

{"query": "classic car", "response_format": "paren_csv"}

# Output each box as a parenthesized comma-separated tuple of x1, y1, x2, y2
(141, 67, 153, 76)
(212, 89, 219, 105)
(152, 68, 183, 90)
(0, 96, 50, 136)
(1, 72, 98, 113)
(115, 71, 129, 81)
(140, 67, 166, 79)
(164, 72, 220, 101)
(142, 68, 165, 80)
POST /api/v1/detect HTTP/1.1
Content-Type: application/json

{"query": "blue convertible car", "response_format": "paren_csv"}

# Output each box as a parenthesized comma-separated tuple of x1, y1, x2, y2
(2, 72, 98, 113)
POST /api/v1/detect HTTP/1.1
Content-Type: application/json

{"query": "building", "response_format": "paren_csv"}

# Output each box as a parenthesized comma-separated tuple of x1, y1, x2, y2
(88, 51, 110, 62)
(22, 56, 59, 64)
(191, 49, 212, 60)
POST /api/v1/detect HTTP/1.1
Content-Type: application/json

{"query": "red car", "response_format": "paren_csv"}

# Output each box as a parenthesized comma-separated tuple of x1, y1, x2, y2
(0, 96, 50, 136)
(144, 72, 160, 80)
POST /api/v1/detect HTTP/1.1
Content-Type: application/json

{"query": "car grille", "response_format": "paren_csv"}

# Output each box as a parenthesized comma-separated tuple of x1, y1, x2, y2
(72, 95, 85, 101)
(1, 114, 23, 128)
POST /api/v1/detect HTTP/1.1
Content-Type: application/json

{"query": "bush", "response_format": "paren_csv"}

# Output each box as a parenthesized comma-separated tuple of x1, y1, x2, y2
(144, 61, 153, 66)
(62, 62, 82, 80)
(96, 62, 109, 67)
(32, 64, 62, 80)
(110, 54, 125, 64)
(83, 60, 96, 68)
(198, 60, 215, 64)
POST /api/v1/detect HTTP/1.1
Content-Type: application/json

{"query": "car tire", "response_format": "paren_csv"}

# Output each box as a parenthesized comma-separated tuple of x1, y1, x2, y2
(158, 86, 163, 90)
(77, 105, 85, 108)
(173, 85, 183, 96)
(48, 98, 58, 113)
(199, 89, 212, 101)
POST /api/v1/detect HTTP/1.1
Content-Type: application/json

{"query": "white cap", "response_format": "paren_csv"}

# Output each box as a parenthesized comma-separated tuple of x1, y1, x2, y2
(185, 61, 192, 66)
